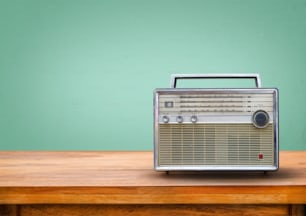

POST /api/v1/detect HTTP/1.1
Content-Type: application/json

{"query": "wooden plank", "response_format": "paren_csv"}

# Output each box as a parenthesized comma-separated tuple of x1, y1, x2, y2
(17, 204, 290, 216)
(0, 186, 306, 204)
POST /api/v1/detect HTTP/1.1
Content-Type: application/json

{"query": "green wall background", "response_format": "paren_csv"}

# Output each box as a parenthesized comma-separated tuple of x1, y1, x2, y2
(0, 0, 306, 150)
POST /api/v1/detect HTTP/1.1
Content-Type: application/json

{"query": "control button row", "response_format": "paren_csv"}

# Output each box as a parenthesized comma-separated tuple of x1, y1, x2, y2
(162, 115, 198, 123)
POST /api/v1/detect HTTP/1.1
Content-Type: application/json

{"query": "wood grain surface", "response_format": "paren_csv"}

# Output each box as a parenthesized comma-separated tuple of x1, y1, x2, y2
(0, 151, 305, 205)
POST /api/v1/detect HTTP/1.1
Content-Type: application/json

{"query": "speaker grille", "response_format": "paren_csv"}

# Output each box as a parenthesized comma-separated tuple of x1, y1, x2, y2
(158, 123, 274, 166)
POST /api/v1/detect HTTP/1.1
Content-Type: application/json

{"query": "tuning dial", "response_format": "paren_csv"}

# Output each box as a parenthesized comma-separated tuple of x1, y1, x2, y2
(252, 110, 269, 128)
(162, 116, 169, 123)
(190, 115, 197, 123)
(176, 116, 183, 123)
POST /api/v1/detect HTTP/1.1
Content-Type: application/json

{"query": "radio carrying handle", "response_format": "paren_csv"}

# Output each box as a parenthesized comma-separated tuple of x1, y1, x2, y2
(170, 74, 262, 88)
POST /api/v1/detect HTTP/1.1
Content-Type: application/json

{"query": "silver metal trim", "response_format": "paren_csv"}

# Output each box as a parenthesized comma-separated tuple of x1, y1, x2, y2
(273, 89, 279, 170)
(170, 74, 262, 88)
(155, 165, 278, 171)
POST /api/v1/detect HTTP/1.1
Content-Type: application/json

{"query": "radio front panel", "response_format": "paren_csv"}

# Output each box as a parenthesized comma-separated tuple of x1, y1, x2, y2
(154, 89, 278, 171)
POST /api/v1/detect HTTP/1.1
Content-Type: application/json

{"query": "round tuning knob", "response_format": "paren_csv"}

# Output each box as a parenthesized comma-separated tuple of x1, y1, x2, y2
(252, 110, 269, 128)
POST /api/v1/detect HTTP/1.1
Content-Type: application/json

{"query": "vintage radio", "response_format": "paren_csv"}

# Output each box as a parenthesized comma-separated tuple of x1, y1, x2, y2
(154, 74, 279, 172)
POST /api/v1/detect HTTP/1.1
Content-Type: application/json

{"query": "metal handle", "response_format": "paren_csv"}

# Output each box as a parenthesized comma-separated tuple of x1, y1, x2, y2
(170, 73, 262, 88)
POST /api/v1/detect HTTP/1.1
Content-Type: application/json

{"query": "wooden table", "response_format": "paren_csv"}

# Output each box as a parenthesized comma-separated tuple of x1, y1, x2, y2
(0, 151, 305, 216)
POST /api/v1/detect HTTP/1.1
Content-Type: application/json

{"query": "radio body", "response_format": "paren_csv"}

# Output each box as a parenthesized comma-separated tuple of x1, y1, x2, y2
(154, 74, 279, 172)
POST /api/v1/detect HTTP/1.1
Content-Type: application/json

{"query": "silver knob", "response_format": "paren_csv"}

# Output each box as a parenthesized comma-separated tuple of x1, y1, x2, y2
(162, 116, 170, 123)
(176, 116, 183, 123)
(190, 115, 197, 123)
